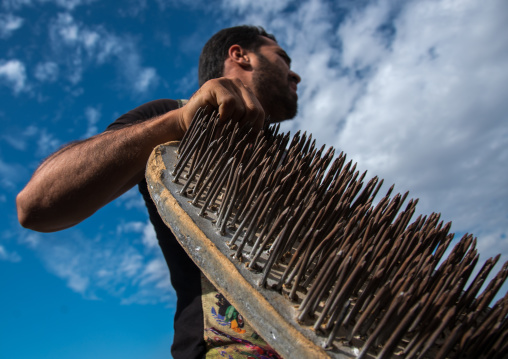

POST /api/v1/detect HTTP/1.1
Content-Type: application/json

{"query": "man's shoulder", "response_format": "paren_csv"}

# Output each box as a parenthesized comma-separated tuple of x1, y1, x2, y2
(133, 98, 187, 114)
(107, 99, 187, 131)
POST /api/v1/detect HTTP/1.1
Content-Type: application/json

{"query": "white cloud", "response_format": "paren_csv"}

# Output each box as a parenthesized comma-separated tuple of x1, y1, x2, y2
(115, 220, 159, 251)
(49, 252, 92, 294)
(118, 0, 147, 17)
(52, 0, 96, 11)
(335, 0, 508, 228)
(138, 258, 170, 287)
(174, 67, 198, 95)
(117, 251, 144, 278)
(2, 125, 61, 158)
(48, 13, 84, 83)
(476, 230, 508, 269)
(22, 125, 38, 136)
(121, 257, 173, 306)
(1, 0, 32, 11)
(83, 106, 100, 138)
(2, 0, 98, 11)
(47, 12, 158, 94)
(0, 13, 24, 38)
(56, 13, 79, 42)
(221, 0, 292, 14)
(0, 245, 21, 262)
(25, 226, 173, 304)
(117, 221, 145, 234)
(18, 232, 41, 249)
(142, 221, 158, 250)
(338, 0, 393, 70)
(116, 186, 146, 211)
(134, 67, 158, 94)
(0, 59, 27, 93)
(36, 128, 61, 157)
(2, 132, 26, 151)
(117, 42, 159, 94)
(34, 61, 59, 82)
(0, 157, 27, 189)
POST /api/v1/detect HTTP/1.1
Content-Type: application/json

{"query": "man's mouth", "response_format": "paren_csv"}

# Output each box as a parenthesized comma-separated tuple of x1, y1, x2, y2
(289, 81, 298, 94)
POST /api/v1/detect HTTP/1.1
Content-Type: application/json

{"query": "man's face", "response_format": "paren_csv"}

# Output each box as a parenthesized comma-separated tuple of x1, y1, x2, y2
(249, 37, 301, 123)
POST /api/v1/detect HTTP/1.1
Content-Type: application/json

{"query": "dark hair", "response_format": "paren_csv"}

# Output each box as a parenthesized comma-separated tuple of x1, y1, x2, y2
(198, 25, 276, 86)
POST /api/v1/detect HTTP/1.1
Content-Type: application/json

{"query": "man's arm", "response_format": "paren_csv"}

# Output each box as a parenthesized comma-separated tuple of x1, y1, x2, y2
(16, 78, 265, 232)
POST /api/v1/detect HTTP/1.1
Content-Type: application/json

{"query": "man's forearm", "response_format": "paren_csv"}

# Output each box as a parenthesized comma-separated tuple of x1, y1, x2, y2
(16, 110, 185, 232)
(17, 77, 266, 232)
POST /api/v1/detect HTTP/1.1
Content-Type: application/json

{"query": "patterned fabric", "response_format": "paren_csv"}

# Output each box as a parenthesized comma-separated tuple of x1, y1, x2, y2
(201, 275, 282, 359)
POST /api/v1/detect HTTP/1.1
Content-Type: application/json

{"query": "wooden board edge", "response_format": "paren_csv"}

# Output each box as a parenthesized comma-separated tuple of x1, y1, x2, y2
(145, 142, 332, 359)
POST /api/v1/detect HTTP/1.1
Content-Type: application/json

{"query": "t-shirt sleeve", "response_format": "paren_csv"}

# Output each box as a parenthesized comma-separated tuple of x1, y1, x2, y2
(106, 99, 182, 131)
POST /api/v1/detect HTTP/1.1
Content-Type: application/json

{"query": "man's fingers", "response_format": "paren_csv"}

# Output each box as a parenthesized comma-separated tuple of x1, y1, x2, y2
(182, 77, 265, 134)
(216, 79, 247, 123)
(233, 80, 265, 132)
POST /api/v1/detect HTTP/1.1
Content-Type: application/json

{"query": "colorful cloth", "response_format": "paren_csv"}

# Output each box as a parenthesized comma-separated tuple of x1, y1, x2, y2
(201, 275, 281, 359)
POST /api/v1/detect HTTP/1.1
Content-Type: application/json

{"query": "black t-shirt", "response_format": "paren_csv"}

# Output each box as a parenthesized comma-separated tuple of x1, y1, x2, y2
(107, 99, 206, 359)
(107, 99, 281, 359)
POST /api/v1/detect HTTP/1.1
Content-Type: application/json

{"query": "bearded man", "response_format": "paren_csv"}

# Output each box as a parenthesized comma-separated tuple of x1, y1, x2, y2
(17, 25, 301, 358)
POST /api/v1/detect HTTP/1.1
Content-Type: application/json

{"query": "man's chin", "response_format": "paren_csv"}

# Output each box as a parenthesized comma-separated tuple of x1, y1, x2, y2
(266, 109, 298, 124)
(263, 95, 298, 123)
(285, 103, 298, 121)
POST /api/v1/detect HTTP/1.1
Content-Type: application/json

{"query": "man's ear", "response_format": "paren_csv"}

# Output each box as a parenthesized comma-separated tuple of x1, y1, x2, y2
(228, 44, 251, 69)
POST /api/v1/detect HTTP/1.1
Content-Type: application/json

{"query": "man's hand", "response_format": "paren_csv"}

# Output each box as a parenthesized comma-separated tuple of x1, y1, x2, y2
(177, 78, 265, 135)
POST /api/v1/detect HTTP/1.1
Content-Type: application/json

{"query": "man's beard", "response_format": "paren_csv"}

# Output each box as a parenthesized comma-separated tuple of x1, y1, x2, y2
(252, 54, 298, 123)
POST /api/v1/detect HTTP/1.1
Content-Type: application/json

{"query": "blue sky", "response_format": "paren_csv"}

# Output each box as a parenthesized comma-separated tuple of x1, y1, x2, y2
(1, 0, 507, 358)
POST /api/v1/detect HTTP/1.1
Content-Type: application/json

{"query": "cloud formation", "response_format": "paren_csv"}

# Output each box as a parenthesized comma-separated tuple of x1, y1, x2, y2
(0, 244, 21, 262)
(0, 157, 28, 190)
(2, 0, 97, 11)
(0, 10, 160, 96)
(0, 59, 27, 93)
(5, 0, 507, 308)
(0, 13, 23, 38)
(46, 12, 159, 93)
(34, 61, 59, 82)
(28, 220, 173, 304)
(223, 0, 508, 296)
(83, 106, 100, 138)
(336, 0, 508, 229)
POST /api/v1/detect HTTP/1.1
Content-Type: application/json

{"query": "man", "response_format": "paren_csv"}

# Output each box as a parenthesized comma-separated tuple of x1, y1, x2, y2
(16, 25, 300, 358)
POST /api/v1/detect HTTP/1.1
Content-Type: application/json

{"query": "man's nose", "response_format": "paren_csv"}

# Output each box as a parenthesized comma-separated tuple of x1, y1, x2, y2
(290, 70, 301, 84)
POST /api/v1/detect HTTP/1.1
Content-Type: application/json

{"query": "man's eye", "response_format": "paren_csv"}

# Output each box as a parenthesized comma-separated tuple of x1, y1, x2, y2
(279, 54, 291, 65)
